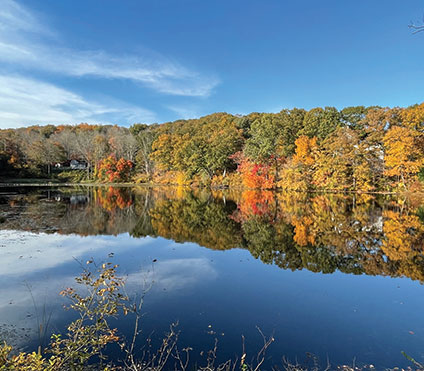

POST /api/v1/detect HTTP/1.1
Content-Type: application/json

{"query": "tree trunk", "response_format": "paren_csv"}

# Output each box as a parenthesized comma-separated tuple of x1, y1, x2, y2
(274, 158, 279, 182)
(145, 160, 150, 176)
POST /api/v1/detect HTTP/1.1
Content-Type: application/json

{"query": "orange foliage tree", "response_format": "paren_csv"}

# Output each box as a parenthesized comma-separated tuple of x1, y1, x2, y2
(235, 154, 275, 189)
(97, 155, 134, 182)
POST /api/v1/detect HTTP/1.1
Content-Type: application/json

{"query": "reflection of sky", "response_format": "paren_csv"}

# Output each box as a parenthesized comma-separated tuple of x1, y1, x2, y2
(1, 230, 424, 368)
(0, 230, 217, 349)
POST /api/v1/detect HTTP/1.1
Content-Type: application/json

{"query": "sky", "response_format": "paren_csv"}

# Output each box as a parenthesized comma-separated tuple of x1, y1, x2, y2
(0, 0, 424, 128)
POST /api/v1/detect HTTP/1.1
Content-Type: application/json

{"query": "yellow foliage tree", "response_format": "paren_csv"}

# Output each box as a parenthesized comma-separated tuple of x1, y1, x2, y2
(383, 126, 424, 189)
(401, 103, 424, 131)
(293, 135, 318, 166)
(278, 135, 317, 190)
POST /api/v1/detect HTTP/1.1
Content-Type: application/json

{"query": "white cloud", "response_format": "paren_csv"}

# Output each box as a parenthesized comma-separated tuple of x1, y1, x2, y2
(126, 257, 217, 293)
(0, 75, 156, 128)
(0, 1, 219, 97)
(0, 0, 47, 35)
(167, 105, 202, 120)
(0, 230, 119, 276)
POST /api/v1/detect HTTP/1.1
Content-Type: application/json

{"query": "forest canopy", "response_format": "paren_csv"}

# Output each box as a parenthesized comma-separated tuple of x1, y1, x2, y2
(1, 103, 424, 192)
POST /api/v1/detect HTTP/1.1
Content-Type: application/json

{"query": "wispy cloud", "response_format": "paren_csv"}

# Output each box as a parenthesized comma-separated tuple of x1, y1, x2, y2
(167, 105, 203, 120)
(0, 0, 219, 97)
(0, 75, 156, 128)
(0, 0, 47, 35)
(126, 257, 217, 293)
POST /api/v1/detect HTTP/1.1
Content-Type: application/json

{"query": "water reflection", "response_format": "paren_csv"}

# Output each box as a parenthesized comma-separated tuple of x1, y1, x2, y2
(1, 186, 424, 282)
(1, 186, 424, 368)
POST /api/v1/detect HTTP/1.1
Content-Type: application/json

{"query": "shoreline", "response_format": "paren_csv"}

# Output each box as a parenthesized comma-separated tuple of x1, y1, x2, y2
(0, 181, 419, 195)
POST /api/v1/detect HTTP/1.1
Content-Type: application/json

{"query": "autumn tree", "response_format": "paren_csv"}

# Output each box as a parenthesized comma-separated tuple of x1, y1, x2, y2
(243, 114, 285, 179)
(130, 123, 158, 176)
(74, 128, 96, 178)
(279, 109, 307, 155)
(0, 130, 24, 174)
(278, 135, 317, 191)
(108, 126, 138, 161)
(401, 103, 424, 132)
(384, 126, 424, 189)
(299, 107, 341, 142)
(150, 113, 243, 181)
(22, 130, 66, 175)
(237, 156, 275, 189)
(313, 128, 375, 191)
(340, 106, 370, 133)
(97, 155, 134, 182)
(51, 130, 79, 161)
(2, 101, 424, 190)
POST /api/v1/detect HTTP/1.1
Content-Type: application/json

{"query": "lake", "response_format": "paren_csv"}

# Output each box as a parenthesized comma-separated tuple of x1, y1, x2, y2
(1, 186, 424, 369)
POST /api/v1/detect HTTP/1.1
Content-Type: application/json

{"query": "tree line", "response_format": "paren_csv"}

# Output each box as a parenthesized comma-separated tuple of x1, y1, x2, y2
(1, 103, 424, 191)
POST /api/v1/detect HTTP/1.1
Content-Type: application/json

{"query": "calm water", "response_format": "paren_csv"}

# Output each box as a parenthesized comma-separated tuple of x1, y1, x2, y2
(1, 186, 424, 369)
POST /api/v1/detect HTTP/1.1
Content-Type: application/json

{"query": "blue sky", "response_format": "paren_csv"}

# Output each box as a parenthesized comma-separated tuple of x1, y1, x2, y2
(0, 0, 423, 128)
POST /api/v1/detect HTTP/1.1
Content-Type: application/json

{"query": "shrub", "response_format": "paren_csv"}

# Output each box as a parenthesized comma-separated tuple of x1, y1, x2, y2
(133, 173, 151, 184)
(57, 170, 87, 183)
(0, 261, 129, 371)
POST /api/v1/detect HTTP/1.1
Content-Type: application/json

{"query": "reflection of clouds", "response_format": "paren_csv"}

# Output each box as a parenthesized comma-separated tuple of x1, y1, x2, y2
(0, 230, 155, 317)
(0, 230, 151, 276)
(0, 231, 153, 347)
(126, 258, 217, 293)
(0, 231, 217, 349)
(0, 277, 71, 348)
(0, 231, 108, 276)
(0, 262, 80, 349)
(0, 269, 76, 313)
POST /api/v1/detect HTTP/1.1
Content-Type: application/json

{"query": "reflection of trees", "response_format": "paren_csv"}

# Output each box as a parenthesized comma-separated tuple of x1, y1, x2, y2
(147, 191, 242, 250)
(380, 205, 424, 281)
(235, 191, 424, 281)
(241, 214, 363, 275)
(95, 187, 133, 211)
(2, 187, 424, 282)
(130, 187, 156, 237)
(231, 191, 276, 223)
(0, 187, 137, 236)
(382, 209, 424, 261)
